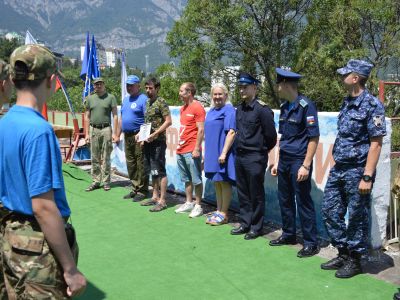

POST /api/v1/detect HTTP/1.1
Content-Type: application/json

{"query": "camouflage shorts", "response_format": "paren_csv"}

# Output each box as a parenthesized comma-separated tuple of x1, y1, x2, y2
(2, 216, 77, 299)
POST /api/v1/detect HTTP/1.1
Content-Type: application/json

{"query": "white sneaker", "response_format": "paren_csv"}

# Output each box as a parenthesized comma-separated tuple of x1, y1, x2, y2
(175, 202, 195, 213)
(189, 204, 203, 218)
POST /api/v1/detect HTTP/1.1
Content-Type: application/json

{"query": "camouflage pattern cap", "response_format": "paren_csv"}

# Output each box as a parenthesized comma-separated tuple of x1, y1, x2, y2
(10, 44, 59, 81)
(337, 59, 373, 77)
(0, 59, 10, 81)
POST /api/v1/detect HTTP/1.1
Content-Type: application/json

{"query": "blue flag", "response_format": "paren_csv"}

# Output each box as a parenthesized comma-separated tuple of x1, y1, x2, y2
(80, 32, 90, 81)
(82, 34, 101, 100)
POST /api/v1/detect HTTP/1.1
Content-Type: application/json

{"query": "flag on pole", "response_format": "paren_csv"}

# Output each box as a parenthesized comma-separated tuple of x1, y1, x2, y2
(121, 51, 128, 101)
(80, 32, 90, 80)
(82, 34, 101, 101)
(25, 30, 38, 45)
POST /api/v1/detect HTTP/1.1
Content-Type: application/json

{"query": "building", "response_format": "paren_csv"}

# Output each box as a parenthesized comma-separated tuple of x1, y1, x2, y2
(80, 40, 123, 68)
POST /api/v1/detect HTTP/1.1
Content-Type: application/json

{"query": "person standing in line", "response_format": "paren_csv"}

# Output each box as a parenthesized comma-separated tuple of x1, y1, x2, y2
(0, 44, 86, 298)
(204, 83, 236, 225)
(230, 72, 277, 240)
(116, 75, 149, 202)
(84, 77, 119, 192)
(269, 67, 320, 258)
(140, 77, 172, 212)
(174, 82, 205, 218)
(321, 59, 386, 278)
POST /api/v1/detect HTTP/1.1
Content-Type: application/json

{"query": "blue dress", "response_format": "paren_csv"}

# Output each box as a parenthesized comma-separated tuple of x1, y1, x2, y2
(204, 104, 236, 183)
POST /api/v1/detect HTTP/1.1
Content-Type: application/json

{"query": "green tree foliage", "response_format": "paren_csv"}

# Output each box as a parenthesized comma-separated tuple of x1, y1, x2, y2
(0, 37, 21, 62)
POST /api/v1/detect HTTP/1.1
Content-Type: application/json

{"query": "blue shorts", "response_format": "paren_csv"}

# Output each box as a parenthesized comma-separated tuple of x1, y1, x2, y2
(177, 152, 202, 186)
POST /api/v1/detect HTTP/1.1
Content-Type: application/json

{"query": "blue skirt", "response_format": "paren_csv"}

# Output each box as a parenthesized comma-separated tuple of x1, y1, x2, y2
(205, 172, 236, 186)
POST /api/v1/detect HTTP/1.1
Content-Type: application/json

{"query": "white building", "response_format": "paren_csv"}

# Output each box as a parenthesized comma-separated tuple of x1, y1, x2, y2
(80, 43, 123, 68)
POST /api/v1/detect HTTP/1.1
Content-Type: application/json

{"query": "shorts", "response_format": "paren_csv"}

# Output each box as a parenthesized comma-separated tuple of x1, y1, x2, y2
(144, 140, 167, 178)
(177, 152, 202, 186)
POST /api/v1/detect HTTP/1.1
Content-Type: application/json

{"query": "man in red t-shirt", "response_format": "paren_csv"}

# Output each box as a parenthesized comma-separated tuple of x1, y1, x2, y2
(175, 82, 206, 218)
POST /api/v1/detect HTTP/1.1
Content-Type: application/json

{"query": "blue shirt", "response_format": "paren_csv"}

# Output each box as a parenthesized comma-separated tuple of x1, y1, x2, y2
(0, 106, 71, 217)
(333, 89, 386, 165)
(278, 95, 320, 158)
(204, 104, 236, 181)
(121, 93, 148, 132)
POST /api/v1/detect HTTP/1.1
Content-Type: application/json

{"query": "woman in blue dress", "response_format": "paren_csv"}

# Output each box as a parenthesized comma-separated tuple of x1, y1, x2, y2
(204, 83, 236, 225)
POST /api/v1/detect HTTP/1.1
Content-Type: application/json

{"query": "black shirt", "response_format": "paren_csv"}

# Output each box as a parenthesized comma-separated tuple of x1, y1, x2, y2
(235, 98, 277, 153)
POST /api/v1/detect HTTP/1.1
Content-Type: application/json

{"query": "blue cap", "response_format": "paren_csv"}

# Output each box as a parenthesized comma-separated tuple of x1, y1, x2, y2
(276, 67, 302, 84)
(237, 72, 260, 86)
(126, 75, 140, 84)
(337, 59, 373, 77)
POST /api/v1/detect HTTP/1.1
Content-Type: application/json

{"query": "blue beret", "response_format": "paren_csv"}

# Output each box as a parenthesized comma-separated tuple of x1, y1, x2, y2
(337, 59, 373, 77)
(126, 75, 140, 84)
(276, 67, 302, 83)
(237, 72, 260, 86)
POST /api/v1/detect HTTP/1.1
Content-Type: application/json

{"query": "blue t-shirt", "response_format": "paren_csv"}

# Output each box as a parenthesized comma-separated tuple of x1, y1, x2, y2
(204, 104, 236, 181)
(121, 93, 148, 132)
(0, 106, 71, 217)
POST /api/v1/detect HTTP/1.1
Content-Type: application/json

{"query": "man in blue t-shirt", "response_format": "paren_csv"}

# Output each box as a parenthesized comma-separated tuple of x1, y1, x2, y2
(116, 75, 149, 201)
(0, 44, 86, 298)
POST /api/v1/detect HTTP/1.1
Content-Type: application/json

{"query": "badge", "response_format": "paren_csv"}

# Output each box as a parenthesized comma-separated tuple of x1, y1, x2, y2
(373, 115, 384, 127)
(131, 103, 137, 109)
(307, 116, 315, 125)
(299, 99, 308, 108)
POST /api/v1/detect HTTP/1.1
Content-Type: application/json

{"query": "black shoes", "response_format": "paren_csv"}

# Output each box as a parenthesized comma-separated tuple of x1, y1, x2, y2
(230, 225, 249, 235)
(123, 191, 136, 199)
(132, 193, 147, 202)
(269, 235, 297, 246)
(297, 245, 320, 258)
(244, 231, 261, 240)
(335, 257, 362, 278)
(394, 292, 400, 300)
(321, 256, 347, 270)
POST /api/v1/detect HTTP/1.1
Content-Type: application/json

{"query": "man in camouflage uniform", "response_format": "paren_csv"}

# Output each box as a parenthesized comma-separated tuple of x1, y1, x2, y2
(84, 77, 119, 191)
(321, 59, 386, 278)
(0, 59, 12, 117)
(0, 44, 86, 298)
(140, 77, 172, 211)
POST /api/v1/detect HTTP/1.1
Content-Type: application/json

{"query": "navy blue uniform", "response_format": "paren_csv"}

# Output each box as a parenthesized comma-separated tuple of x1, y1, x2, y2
(277, 95, 319, 246)
(322, 89, 386, 255)
(235, 98, 277, 234)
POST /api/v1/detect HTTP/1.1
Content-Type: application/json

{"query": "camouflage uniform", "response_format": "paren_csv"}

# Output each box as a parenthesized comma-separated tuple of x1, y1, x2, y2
(143, 96, 170, 177)
(322, 89, 386, 255)
(0, 44, 79, 299)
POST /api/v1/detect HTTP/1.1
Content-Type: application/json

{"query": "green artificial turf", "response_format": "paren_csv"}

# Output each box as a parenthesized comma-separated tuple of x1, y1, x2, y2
(62, 164, 396, 300)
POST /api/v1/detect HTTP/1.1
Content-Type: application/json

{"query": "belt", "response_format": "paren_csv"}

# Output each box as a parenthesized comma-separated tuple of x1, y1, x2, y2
(91, 123, 110, 129)
(124, 130, 140, 135)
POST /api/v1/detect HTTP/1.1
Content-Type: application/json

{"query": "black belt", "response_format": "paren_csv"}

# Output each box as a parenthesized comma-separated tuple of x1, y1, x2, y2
(124, 130, 140, 135)
(91, 123, 110, 129)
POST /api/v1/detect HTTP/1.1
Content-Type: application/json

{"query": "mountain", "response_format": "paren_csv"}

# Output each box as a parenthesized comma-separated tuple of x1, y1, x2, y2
(0, 0, 186, 70)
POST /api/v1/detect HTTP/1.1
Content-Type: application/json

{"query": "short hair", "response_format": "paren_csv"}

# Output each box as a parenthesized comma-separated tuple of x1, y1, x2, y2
(182, 82, 196, 96)
(12, 61, 44, 90)
(145, 77, 161, 89)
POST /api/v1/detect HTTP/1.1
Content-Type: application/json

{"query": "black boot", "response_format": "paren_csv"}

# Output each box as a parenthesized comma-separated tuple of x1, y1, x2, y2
(394, 291, 400, 300)
(321, 247, 348, 270)
(335, 252, 362, 278)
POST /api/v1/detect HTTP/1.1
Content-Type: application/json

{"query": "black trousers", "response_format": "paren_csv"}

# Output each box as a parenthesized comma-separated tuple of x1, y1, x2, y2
(235, 151, 268, 233)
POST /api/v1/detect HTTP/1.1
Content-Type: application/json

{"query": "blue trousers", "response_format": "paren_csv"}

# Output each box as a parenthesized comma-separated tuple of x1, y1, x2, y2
(235, 151, 268, 234)
(322, 165, 371, 254)
(277, 158, 318, 246)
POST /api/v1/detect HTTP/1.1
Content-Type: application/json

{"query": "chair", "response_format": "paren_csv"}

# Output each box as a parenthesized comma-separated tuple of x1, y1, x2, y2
(54, 126, 73, 160)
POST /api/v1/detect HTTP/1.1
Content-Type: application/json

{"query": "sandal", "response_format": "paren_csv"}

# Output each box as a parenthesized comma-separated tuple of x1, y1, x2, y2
(205, 211, 218, 224)
(208, 213, 228, 226)
(103, 184, 111, 191)
(141, 198, 158, 206)
(149, 203, 167, 212)
(85, 183, 100, 192)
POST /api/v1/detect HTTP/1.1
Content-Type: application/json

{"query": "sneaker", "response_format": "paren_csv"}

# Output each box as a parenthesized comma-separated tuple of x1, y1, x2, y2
(175, 202, 195, 213)
(189, 204, 203, 218)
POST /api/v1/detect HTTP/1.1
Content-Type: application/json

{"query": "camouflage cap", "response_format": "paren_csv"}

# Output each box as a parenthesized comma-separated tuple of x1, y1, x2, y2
(10, 44, 59, 81)
(337, 59, 373, 77)
(93, 77, 104, 84)
(0, 59, 10, 81)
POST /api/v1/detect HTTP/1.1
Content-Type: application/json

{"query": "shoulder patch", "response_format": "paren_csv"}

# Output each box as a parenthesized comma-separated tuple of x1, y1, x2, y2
(256, 99, 267, 106)
(373, 115, 384, 127)
(299, 99, 308, 108)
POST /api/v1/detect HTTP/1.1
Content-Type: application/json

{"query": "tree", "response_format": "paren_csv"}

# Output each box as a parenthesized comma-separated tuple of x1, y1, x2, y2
(167, 0, 311, 107)
(0, 37, 21, 62)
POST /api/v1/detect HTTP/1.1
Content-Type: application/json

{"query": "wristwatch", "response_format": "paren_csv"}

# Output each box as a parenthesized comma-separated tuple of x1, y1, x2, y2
(362, 175, 372, 182)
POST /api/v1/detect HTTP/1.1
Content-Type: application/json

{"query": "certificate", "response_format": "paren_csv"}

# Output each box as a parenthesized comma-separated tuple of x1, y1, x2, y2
(138, 123, 151, 142)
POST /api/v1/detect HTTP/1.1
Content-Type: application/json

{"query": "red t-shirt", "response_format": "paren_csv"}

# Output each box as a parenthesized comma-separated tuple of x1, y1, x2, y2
(177, 100, 206, 154)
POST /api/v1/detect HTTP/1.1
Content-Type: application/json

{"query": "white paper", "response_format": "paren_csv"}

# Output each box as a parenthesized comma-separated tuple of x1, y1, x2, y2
(138, 123, 151, 142)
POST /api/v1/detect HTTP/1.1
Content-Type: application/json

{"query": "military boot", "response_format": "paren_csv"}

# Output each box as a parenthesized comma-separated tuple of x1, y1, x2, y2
(335, 252, 362, 278)
(321, 247, 348, 270)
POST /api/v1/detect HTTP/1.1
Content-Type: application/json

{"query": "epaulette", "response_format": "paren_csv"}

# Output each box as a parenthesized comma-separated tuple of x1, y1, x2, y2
(299, 98, 308, 108)
(256, 99, 267, 106)
(368, 96, 379, 107)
